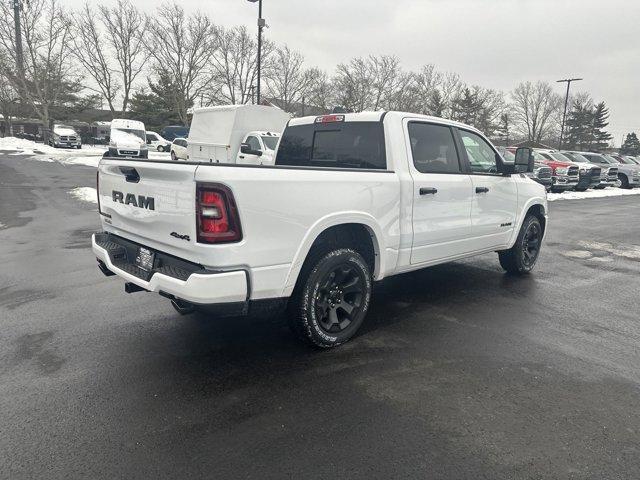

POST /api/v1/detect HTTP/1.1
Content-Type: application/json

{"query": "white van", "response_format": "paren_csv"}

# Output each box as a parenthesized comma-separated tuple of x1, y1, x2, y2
(187, 105, 290, 164)
(108, 119, 148, 158)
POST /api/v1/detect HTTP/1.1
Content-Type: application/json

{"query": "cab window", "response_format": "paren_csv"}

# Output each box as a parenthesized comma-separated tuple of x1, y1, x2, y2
(407, 122, 461, 174)
(246, 136, 262, 151)
(459, 130, 499, 174)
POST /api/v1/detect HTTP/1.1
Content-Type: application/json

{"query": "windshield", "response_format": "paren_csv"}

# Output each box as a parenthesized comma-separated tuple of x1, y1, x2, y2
(564, 152, 589, 163)
(604, 154, 621, 164)
(261, 136, 279, 151)
(627, 157, 640, 165)
(549, 152, 572, 162)
(585, 154, 611, 164)
(112, 128, 145, 143)
(612, 156, 629, 164)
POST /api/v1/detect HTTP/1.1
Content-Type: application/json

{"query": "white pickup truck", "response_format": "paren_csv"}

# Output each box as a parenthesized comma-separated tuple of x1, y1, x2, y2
(92, 111, 547, 348)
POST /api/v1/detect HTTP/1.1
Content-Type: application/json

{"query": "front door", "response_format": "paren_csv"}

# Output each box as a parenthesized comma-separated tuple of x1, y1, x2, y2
(238, 135, 263, 165)
(457, 129, 517, 250)
(406, 120, 474, 265)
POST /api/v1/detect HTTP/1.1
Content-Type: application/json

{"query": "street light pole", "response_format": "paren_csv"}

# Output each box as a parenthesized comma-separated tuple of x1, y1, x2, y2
(247, 0, 264, 105)
(557, 78, 583, 149)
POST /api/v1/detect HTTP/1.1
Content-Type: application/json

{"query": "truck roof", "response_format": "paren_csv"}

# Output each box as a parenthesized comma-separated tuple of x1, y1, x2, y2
(288, 111, 482, 134)
(111, 118, 145, 130)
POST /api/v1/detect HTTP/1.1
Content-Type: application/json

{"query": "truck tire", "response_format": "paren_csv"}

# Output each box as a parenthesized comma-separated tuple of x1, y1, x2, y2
(288, 248, 372, 348)
(498, 215, 543, 275)
(618, 173, 630, 189)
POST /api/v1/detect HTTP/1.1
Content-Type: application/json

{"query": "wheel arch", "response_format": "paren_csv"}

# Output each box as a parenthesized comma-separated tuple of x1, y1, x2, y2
(508, 200, 548, 248)
(282, 214, 385, 297)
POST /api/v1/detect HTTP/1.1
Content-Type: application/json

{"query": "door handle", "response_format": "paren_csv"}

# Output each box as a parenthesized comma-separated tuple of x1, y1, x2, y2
(419, 187, 438, 195)
(239, 155, 245, 159)
(475, 187, 489, 194)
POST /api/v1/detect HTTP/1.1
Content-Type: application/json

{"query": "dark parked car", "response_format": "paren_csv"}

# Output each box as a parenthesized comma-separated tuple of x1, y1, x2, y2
(160, 126, 190, 142)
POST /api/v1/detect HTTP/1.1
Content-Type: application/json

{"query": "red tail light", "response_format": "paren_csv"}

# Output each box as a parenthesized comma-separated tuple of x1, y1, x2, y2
(196, 183, 242, 244)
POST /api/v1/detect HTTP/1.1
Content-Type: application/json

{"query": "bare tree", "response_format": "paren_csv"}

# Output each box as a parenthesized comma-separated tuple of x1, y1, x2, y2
(511, 81, 562, 143)
(265, 45, 313, 113)
(333, 55, 408, 112)
(333, 57, 372, 112)
(440, 72, 463, 118)
(413, 64, 443, 114)
(71, 3, 118, 112)
(145, 3, 214, 124)
(0, 0, 81, 140)
(0, 52, 18, 135)
(0, 76, 18, 136)
(305, 68, 333, 113)
(209, 25, 274, 106)
(368, 55, 404, 110)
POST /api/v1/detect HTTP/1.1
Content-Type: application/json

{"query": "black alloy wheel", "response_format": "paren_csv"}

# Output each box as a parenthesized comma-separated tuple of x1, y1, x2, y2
(521, 221, 541, 267)
(288, 248, 372, 348)
(315, 263, 366, 334)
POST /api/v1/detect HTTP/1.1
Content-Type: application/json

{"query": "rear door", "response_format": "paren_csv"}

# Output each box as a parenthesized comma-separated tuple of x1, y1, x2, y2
(456, 128, 517, 250)
(98, 159, 199, 257)
(406, 120, 474, 264)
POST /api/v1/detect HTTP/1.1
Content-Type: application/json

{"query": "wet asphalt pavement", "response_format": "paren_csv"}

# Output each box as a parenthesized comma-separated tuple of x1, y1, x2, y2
(1, 152, 639, 480)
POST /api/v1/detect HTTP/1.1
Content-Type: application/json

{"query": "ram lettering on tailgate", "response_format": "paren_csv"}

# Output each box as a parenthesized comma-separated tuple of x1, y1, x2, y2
(112, 191, 155, 210)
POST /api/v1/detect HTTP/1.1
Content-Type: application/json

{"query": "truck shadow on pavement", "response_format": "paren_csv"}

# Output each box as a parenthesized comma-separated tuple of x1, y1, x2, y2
(152, 257, 541, 373)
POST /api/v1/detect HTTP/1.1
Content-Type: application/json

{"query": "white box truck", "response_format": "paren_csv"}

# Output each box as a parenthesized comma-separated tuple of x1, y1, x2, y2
(187, 105, 290, 164)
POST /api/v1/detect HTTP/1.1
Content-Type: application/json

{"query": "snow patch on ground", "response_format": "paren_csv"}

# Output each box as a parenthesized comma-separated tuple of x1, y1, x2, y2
(0, 137, 60, 154)
(70, 187, 98, 204)
(547, 188, 640, 202)
(63, 156, 102, 168)
(1, 137, 171, 167)
(577, 241, 640, 260)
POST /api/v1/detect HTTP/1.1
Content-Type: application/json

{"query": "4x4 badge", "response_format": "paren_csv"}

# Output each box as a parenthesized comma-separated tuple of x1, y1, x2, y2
(170, 232, 190, 241)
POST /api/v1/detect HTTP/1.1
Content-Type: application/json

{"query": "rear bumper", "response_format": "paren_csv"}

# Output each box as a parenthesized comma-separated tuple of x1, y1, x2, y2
(92, 232, 248, 305)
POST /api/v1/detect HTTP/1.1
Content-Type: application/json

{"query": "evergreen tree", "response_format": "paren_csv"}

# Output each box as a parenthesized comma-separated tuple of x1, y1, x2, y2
(497, 113, 511, 145)
(129, 72, 184, 131)
(451, 87, 480, 125)
(620, 133, 640, 156)
(426, 89, 445, 117)
(591, 101, 613, 150)
(565, 95, 594, 150)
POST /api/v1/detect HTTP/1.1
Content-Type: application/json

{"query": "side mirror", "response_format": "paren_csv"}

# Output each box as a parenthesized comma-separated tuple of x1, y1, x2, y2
(515, 147, 534, 173)
(240, 143, 262, 156)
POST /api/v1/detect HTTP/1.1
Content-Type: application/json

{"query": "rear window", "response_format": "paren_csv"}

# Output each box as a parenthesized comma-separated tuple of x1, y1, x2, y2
(275, 122, 386, 170)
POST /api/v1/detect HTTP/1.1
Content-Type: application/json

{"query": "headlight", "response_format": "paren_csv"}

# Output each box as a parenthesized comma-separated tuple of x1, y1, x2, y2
(556, 167, 568, 175)
(109, 141, 116, 148)
(140, 144, 148, 150)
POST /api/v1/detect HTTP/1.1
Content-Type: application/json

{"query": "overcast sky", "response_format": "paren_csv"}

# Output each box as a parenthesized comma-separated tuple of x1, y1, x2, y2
(70, 0, 639, 143)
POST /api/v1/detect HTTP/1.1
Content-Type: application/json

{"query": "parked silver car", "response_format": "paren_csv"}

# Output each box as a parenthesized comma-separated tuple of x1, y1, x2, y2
(581, 152, 640, 189)
(562, 151, 614, 189)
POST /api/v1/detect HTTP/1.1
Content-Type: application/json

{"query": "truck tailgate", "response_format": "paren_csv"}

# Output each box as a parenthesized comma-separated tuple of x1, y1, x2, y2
(98, 159, 199, 258)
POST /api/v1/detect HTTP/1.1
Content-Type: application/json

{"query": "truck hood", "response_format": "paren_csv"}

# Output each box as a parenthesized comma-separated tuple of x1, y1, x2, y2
(54, 128, 76, 136)
(112, 130, 144, 149)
